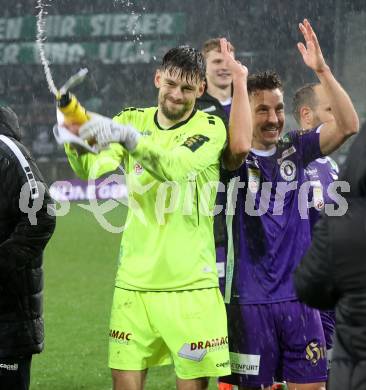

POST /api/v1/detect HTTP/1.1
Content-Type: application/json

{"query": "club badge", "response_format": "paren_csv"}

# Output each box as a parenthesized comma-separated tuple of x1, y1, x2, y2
(279, 160, 296, 181)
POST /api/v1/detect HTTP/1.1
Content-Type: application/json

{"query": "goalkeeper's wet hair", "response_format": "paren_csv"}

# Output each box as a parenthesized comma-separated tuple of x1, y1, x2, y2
(247, 71, 284, 96)
(160, 46, 206, 83)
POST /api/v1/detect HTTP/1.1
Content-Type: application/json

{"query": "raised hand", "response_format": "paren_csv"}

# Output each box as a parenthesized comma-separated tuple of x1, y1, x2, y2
(220, 38, 248, 79)
(297, 19, 329, 73)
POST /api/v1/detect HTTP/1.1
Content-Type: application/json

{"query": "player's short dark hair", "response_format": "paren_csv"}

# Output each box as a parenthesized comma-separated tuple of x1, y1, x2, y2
(160, 45, 206, 83)
(201, 38, 235, 58)
(247, 71, 283, 96)
(292, 82, 320, 125)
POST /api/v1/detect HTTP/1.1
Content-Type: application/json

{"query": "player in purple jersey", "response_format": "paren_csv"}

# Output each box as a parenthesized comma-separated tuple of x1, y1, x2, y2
(293, 83, 340, 372)
(293, 83, 339, 231)
(220, 19, 359, 390)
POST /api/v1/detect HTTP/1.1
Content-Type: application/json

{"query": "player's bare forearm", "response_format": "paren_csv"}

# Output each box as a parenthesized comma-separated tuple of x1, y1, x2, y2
(224, 75, 252, 170)
(220, 37, 252, 171)
(297, 19, 359, 154)
(316, 67, 359, 154)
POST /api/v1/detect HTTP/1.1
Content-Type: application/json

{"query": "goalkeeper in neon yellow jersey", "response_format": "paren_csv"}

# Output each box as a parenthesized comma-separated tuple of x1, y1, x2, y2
(63, 40, 251, 389)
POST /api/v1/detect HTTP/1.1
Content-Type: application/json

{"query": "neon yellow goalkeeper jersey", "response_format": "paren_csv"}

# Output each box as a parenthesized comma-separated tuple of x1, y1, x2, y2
(65, 107, 226, 291)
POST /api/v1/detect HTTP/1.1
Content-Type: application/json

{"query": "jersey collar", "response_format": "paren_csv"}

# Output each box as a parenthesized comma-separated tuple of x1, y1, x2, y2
(154, 109, 197, 130)
(251, 146, 277, 156)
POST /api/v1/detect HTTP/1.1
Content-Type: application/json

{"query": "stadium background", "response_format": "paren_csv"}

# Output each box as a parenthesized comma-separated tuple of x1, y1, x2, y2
(0, 1, 365, 389)
(0, 0, 365, 184)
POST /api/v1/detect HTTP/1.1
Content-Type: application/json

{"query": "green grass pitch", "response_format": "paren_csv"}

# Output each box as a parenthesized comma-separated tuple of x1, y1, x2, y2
(30, 202, 220, 389)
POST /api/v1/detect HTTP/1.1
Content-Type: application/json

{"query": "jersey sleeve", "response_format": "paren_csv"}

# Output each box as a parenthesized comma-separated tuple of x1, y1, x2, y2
(130, 123, 226, 182)
(64, 142, 125, 180)
(288, 127, 324, 166)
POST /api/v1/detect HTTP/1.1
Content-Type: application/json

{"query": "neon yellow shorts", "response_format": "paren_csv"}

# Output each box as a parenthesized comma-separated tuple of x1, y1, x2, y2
(108, 287, 231, 379)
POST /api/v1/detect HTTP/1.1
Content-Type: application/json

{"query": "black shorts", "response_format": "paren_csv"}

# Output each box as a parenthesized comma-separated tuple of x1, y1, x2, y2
(0, 356, 32, 390)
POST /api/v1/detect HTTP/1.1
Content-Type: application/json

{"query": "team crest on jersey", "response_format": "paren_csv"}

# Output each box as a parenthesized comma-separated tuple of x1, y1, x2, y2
(134, 163, 144, 175)
(280, 160, 296, 181)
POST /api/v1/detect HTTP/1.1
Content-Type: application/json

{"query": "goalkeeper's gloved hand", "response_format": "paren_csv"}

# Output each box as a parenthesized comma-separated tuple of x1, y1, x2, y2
(79, 114, 140, 151)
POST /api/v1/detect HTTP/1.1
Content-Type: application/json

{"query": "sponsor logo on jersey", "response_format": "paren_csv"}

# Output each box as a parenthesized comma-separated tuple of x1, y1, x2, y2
(311, 181, 325, 210)
(305, 167, 318, 177)
(178, 337, 228, 361)
(277, 146, 296, 164)
(182, 134, 209, 152)
(134, 163, 143, 175)
(178, 343, 207, 361)
(216, 359, 230, 368)
(305, 341, 327, 365)
(230, 352, 260, 375)
(109, 329, 132, 344)
(189, 336, 228, 350)
(280, 160, 296, 181)
(248, 167, 260, 193)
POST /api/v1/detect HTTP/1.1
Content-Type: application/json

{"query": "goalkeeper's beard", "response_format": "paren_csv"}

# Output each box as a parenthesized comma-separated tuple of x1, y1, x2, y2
(159, 96, 193, 122)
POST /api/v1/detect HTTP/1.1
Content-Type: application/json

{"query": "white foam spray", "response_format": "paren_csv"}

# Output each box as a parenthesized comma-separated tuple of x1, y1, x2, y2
(36, 0, 58, 96)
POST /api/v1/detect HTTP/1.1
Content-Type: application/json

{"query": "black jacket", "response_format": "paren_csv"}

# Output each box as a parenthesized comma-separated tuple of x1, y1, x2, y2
(196, 91, 229, 128)
(294, 124, 366, 389)
(339, 124, 366, 197)
(0, 107, 56, 358)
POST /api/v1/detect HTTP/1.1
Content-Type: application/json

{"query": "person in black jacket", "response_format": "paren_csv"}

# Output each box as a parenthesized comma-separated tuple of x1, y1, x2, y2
(0, 106, 56, 390)
(338, 122, 366, 198)
(294, 122, 366, 390)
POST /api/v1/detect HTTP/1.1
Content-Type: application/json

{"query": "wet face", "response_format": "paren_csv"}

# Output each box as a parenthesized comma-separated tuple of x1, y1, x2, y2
(250, 88, 285, 150)
(155, 68, 204, 123)
(310, 84, 334, 127)
(205, 49, 233, 90)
